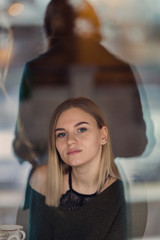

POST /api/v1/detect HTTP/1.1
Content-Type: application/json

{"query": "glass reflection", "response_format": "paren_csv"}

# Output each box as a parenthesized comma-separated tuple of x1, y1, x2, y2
(0, 0, 159, 239)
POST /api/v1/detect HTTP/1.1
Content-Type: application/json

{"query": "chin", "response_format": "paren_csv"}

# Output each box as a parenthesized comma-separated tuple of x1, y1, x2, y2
(66, 160, 84, 168)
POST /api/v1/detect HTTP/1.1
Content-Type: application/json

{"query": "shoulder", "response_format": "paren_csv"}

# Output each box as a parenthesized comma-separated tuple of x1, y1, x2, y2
(30, 164, 47, 196)
(100, 176, 118, 193)
(24, 52, 47, 71)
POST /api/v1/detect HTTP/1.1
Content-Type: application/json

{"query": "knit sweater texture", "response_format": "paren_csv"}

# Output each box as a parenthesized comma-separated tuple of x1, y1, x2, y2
(26, 180, 129, 240)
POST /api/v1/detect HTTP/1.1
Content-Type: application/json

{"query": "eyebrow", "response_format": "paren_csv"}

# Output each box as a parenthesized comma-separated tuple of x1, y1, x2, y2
(55, 121, 89, 132)
(75, 121, 89, 127)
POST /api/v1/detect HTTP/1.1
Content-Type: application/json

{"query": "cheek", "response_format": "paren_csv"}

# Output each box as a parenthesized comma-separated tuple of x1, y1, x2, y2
(85, 133, 102, 148)
(55, 141, 61, 154)
(56, 141, 65, 155)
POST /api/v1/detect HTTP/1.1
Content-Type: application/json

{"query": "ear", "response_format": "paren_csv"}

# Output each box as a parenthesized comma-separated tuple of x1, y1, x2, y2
(100, 126, 108, 145)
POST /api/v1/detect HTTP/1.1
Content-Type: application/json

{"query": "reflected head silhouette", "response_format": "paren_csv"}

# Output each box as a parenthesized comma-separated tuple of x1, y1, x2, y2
(44, 0, 76, 48)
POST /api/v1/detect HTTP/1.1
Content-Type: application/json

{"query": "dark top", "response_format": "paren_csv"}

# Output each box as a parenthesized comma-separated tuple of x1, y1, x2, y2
(13, 36, 147, 166)
(25, 179, 128, 240)
(60, 170, 97, 211)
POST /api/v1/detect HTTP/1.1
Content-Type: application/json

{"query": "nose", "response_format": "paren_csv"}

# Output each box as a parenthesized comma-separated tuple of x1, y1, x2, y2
(67, 132, 77, 145)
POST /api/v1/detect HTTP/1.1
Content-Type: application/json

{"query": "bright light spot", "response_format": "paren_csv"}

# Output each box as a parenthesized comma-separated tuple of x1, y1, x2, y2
(8, 3, 24, 16)
(75, 18, 95, 36)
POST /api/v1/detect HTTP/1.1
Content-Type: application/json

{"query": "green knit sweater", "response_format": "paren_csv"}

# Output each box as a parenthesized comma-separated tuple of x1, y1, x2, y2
(26, 180, 131, 240)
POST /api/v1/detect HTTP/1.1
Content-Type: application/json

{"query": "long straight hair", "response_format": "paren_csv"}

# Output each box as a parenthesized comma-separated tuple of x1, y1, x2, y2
(46, 97, 119, 206)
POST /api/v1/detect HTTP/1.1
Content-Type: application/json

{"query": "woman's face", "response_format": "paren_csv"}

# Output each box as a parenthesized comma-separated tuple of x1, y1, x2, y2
(55, 107, 107, 168)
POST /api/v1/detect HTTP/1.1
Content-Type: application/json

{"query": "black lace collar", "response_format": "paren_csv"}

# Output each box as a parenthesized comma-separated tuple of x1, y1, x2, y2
(60, 169, 97, 211)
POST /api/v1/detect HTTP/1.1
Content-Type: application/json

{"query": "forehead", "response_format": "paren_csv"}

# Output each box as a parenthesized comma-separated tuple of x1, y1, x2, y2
(56, 107, 96, 127)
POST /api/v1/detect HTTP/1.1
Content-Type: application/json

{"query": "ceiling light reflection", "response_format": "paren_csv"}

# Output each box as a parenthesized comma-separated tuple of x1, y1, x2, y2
(8, 3, 24, 17)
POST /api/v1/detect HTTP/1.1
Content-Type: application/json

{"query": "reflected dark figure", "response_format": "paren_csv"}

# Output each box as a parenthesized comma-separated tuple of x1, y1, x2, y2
(13, 0, 147, 168)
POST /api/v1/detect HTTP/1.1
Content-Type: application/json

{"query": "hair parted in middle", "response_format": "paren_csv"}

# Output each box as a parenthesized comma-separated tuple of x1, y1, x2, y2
(46, 97, 119, 206)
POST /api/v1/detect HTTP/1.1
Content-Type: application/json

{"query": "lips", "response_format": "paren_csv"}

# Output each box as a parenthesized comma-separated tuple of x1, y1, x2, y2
(67, 149, 82, 155)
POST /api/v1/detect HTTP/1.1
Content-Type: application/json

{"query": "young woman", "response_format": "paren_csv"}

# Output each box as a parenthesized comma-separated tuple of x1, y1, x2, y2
(28, 97, 128, 240)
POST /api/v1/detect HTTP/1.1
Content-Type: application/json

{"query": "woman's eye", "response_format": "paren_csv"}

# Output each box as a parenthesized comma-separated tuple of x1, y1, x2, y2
(78, 127, 87, 133)
(57, 132, 66, 138)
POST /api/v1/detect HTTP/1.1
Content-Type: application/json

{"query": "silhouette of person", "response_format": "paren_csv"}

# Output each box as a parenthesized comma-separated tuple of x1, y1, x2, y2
(13, 0, 147, 171)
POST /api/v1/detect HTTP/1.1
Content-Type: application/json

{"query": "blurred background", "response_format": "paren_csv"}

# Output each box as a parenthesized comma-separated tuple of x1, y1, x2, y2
(0, 0, 160, 239)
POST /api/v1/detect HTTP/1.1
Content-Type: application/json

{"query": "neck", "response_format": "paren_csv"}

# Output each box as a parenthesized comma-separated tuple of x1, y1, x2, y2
(71, 165, 99, 195)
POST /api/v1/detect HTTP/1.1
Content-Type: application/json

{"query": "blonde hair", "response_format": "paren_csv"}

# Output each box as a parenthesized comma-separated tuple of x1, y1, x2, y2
(46, 97, 119, 206)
